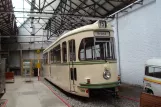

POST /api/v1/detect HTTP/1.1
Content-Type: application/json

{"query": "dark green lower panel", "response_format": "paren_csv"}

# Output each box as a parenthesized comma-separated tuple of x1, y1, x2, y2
(78, 82, 119, 89)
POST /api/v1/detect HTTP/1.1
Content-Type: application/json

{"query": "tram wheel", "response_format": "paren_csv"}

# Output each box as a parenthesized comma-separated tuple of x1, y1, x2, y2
(147, 90, 153, 95)
(145, 88, 153, 95)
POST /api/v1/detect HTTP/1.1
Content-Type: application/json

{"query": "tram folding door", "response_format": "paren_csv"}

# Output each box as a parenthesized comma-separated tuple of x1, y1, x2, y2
(68, 40, 77, 92)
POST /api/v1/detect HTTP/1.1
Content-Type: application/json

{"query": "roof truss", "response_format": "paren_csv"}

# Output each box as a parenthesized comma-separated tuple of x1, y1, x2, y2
(45, 0, 139, 39)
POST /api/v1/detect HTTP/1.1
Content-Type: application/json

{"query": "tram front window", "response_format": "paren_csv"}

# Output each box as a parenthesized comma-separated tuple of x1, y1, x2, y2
(145, 66, 161, 78)
(79, 37, 116, 61)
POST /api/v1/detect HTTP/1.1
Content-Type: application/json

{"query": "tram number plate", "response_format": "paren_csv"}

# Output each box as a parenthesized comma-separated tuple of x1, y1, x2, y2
(94, 31, 110, 37)
(80, 89, 85, 92)
(98, 20, 107, 28)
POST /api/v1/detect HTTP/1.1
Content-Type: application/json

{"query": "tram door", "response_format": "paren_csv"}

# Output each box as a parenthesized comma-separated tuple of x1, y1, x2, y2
(68, 40, 76, 92)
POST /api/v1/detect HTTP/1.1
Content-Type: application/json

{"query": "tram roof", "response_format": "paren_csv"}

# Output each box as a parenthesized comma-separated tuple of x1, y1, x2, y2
(146, 58, 161, 67)
(43, 22, 113, 53)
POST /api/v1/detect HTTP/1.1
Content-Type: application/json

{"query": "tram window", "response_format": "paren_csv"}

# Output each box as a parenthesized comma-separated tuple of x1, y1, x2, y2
(79, 37, 116, 61)
(69, 40, 76, 61)
(43, 54, 45, 64)
(43, 53, 48, 64)
(53, 45, 61, 63)
(145, 66, 161, 78)
(154, 67, 161, 78)
(80, 49, 85, 60)
(46, 53, 48, 64)
(50, 49, 54, 63)
(62, 42, 67, 62)
(145, 66, 154, 76)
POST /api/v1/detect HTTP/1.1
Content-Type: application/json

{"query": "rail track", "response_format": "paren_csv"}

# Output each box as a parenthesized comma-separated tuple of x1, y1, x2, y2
(43, 78, 139, 107)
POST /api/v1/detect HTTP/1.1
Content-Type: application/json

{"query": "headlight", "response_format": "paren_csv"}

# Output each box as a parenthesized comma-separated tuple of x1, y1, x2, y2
(103, 70, 111, 80)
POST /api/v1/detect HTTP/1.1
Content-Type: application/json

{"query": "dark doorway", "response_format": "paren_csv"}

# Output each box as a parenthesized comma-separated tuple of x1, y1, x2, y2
(33, 68, 38, 76)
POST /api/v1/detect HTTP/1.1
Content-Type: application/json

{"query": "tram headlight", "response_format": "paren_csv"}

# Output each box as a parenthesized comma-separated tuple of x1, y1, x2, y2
(103, 70, 111, 80)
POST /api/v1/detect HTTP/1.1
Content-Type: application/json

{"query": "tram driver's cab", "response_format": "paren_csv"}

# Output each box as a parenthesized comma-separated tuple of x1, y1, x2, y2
(144, 58, 161, 96)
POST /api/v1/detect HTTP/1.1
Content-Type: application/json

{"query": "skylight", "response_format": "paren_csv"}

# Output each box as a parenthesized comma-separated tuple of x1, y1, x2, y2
(12, 0, 31, 27)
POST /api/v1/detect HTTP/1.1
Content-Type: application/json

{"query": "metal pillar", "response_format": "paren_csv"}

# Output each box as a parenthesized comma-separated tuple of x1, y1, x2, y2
(20, 50, 23, 75)
(116, 14, 121, 83)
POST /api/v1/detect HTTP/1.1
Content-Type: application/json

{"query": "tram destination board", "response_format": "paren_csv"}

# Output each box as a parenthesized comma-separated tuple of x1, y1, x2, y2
(94, 31, 110, 37)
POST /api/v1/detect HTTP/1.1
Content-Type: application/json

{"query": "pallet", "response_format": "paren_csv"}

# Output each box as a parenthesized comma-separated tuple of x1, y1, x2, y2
(140, 92, 161, 107)
(5, 72, 14, 83)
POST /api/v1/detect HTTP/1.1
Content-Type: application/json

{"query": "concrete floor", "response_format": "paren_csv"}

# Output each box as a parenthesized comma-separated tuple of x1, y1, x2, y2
(1, 77, 67, 107)
(119, 83, 142, 99)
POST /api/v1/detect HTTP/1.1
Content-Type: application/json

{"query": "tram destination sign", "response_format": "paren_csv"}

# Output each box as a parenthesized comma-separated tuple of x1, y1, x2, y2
(94, 31, 110, 37)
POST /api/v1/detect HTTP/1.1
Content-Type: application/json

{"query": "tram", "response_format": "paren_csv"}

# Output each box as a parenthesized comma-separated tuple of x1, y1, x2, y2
(144, 58, 161, 96)
(43, 20, 119, 97)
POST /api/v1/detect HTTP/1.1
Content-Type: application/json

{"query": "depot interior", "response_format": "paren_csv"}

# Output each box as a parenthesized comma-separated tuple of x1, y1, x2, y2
(0, 0, 160, 106)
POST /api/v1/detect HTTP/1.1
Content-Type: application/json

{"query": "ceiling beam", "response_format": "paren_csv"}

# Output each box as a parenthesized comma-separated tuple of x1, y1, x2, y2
(25, 0, 39, 10)
(41, 0, 57, 10)
(78, 0, 103, 16)
(105, 0, 116, 8)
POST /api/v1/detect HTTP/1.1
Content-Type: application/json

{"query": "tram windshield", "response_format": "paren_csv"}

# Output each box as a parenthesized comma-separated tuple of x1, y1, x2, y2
(79, 37, 116, 61)
(145, 66, 161, 78)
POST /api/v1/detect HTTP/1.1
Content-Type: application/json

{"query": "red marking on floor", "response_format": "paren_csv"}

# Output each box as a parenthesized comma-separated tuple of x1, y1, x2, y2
(118, 94, 140, 102)
(1, 99, 8, 107)
(41, 77, 139, 105)
(42, 81, 72, 107)
(105, 89, 140, 102)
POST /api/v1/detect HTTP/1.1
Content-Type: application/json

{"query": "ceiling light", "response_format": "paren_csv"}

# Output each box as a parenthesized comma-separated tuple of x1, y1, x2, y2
(27, 14, 52, 18)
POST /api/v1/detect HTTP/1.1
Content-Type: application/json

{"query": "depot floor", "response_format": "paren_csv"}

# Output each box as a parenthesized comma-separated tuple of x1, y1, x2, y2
(0, 77, 143, 107)
(1, 77, 67, 107)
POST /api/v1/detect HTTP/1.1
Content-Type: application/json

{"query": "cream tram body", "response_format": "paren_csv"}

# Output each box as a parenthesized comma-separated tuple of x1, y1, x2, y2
(144, 59, 161, 96)
(43, 21, 119, 97)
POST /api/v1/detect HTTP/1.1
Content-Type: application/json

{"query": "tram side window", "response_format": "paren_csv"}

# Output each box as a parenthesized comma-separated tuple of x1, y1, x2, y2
(50, 49, 54, 63)
(69, 40, 76, 61)
(62, 42, 67, 62)
(145, 66, 154, 76)
(53, 45, 61, 63)
(145, 66, 161, 78)
(43, 54, 45, 64)
(154, 67, 161, 78)
(43, 53, 48, 64)
(79, 37, 115, 61)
